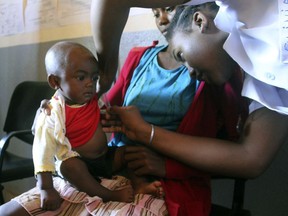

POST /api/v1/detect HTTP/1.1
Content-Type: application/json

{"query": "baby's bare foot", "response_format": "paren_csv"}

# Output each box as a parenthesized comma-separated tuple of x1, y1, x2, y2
(135, 180, 164, 198)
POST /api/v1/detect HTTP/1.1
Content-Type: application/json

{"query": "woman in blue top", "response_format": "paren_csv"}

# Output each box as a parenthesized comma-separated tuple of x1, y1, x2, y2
(109, 45, 197, 146)
(105, 6, 198, 195)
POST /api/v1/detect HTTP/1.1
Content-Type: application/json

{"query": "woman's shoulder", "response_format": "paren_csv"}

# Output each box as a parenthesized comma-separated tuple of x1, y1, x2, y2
(129, 41, 166, 56)
(140, 44, 167, 59)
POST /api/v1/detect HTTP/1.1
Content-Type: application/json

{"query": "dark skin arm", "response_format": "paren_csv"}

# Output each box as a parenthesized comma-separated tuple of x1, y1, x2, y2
(124, 146, 166, 177)
(36, 172, 62, 210)
(125, 146, 208, 179)
(90, 0, 189, 95)
(102, 105, 288, 179)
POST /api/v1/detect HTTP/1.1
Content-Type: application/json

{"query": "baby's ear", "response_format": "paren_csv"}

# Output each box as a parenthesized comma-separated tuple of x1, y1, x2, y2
(47, 74, 60, 90)
(193, 11, 209, 33)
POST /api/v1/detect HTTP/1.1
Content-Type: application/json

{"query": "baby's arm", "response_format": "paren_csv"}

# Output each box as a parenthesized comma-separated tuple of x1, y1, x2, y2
(33, 109, 63, 210)
(37, 172, 62, 210)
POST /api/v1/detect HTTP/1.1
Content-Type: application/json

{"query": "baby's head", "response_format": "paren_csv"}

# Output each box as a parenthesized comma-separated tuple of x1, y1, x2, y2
(45, 41, 99, 105)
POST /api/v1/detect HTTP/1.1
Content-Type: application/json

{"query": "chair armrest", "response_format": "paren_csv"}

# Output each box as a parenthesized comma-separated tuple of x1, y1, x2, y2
(0, 130, 32, 164)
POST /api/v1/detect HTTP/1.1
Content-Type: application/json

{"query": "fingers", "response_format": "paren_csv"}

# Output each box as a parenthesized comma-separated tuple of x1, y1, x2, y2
(100, 107, 122, 131)
(126, 157, 144, 170)
(125, 154, 151, 176)
(124, 147, 142, 160)
(124, 146, 151, 172)
(108, 105, 123, 114)
(100, 108, 119, 121)
(102, 125, 122, 133)
(129, 163, 149, 176)
(101, 108, 123, 133)
(124, 146, 154, 162)
(40, 99, 52, 115)
(125, 145, 145, 153)
(124, 146, 150, 168)
(101, 119, 122, 127)
(106, 105, 123, 116)
(41, 200, 62, 211)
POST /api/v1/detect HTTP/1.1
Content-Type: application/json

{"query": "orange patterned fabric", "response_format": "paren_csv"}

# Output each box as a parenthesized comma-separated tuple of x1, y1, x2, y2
(13, 176, 168, 216)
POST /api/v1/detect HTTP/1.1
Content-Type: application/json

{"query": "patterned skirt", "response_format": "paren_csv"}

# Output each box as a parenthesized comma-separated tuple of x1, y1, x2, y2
(13, 176, 167, 216)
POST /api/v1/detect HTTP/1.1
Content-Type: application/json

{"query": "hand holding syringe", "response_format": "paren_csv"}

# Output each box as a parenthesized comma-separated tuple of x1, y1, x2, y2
(100, 93, 123, 131)
(100, 93, 111, 121)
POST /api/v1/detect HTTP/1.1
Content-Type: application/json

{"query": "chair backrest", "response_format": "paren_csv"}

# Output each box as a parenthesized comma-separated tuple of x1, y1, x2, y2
(3, 81, 55, 144)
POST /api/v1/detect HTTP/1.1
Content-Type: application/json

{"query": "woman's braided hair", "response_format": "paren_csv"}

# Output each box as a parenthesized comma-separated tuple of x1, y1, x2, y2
(166, 2, 219, 41)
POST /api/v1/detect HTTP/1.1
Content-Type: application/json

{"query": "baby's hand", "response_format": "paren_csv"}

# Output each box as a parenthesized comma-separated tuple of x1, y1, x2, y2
(40, 188, 62, 211)
(40, 99, 52, 115)
(31, 99, 52, 134)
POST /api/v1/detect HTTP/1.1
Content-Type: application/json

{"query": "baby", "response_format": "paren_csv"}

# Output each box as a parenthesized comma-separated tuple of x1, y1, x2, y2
(33, 41, 133, 210)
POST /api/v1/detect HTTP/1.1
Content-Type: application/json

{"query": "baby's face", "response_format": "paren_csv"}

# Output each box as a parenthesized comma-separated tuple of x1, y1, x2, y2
(60, 48, 99, 105)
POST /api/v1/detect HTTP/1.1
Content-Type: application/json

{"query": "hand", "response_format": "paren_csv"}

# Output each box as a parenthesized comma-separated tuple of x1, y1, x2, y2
(40, 188, 62, 211)
(40, 99, 52, 115)
(125, 146, 166, 177)
(102, 106, 150, 142)
(100, 108, 122, 128)
(31, 99, 51, 134)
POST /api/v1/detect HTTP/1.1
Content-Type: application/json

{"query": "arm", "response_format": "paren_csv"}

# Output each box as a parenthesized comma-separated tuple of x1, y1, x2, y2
(124, 145, 208, 179)
(90, 0, 188, 95)
(37, 172, 62, 210)
(165, 158, 208, 179)
(105, 106, 288, 178)
(33, 113, 62, 210)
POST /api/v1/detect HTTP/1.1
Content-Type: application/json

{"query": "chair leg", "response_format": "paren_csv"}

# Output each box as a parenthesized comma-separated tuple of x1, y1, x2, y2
(231, 179, 245, 216)
(0, 184, 5, 205)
